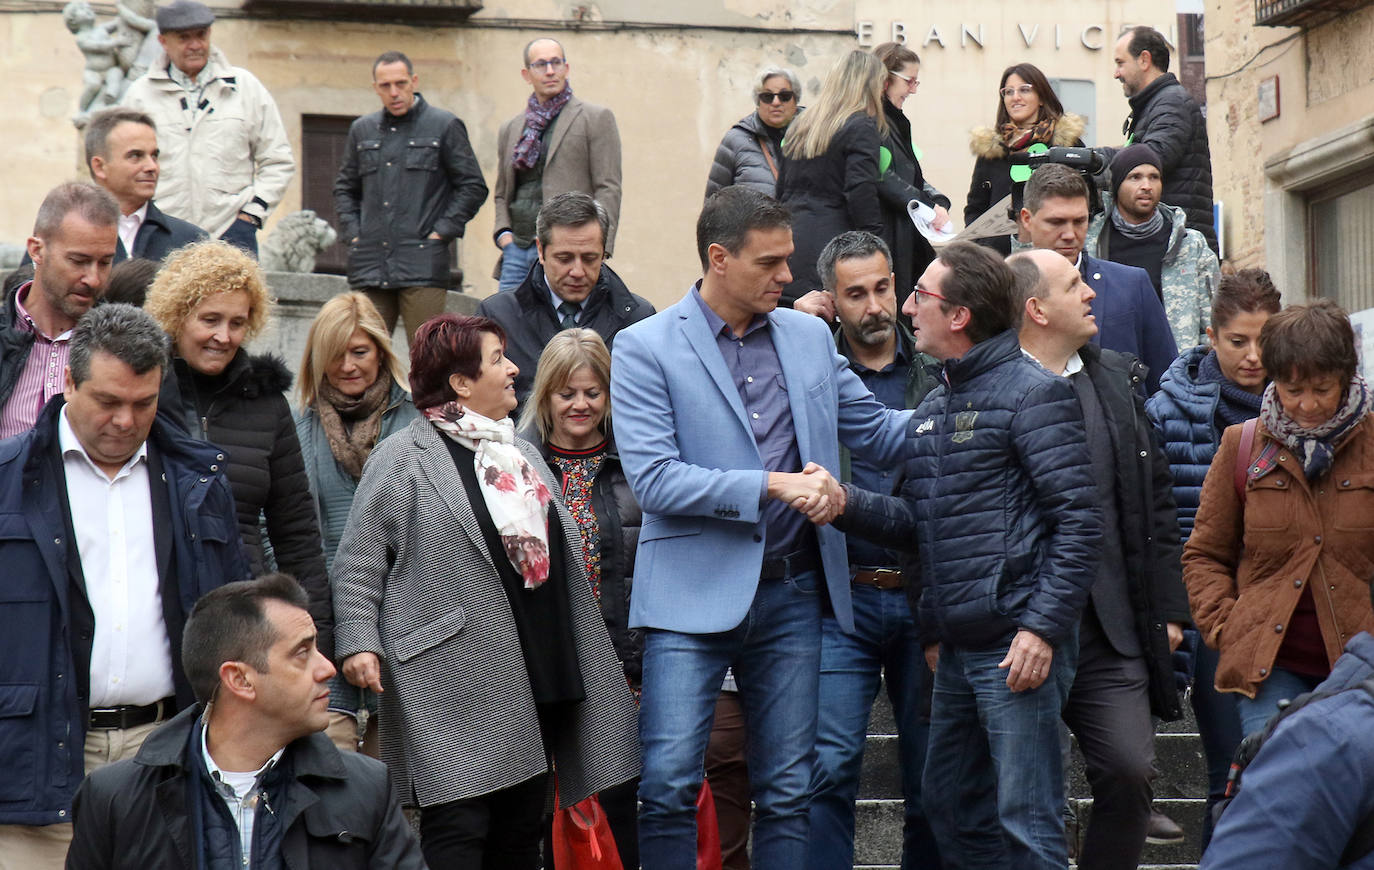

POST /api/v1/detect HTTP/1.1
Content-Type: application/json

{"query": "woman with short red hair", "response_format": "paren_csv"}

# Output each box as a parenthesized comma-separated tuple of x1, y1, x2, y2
(331, 314, 639, 868)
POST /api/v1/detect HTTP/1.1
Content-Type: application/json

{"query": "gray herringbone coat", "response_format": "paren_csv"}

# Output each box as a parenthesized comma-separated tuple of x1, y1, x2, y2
(332, 417, 640, 807)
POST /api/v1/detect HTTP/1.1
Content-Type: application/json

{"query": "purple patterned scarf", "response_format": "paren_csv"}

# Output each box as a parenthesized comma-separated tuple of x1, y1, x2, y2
(1258, 374, 1371, 481)
(512, 85, 574, 171)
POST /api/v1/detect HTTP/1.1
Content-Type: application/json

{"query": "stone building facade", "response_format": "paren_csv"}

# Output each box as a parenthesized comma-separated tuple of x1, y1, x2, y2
(11, 0, 1181, 309)
(1206, 0, 1374, 311)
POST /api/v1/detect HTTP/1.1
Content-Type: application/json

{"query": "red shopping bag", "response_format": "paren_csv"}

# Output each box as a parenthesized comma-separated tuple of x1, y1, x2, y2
(553, 790, 624, 870)
(696, 778, 723, 870)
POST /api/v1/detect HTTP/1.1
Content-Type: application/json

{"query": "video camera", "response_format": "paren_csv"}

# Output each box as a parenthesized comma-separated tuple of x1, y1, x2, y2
(1006, 144, 1110, 219)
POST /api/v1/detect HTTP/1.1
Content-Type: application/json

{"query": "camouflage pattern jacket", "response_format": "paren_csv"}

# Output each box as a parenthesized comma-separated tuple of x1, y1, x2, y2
(1087, 198, 1220, 352)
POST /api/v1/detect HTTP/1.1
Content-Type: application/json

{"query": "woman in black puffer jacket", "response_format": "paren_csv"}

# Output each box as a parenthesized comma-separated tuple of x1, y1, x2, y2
(518, 329, 641, 867)
(146, 241, 333, 659)
(872, 42, 950, 309)
(704, 66, 801, 200)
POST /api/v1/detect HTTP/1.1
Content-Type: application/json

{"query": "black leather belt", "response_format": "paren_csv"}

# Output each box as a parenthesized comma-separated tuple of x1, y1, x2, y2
(761, 547, 820, 580)
(851, 567, 904, 589)
(88, 696, 174, 731)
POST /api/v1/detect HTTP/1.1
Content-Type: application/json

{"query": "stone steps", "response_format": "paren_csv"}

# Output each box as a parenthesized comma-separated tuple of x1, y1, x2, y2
(852, 690, 1207, 869)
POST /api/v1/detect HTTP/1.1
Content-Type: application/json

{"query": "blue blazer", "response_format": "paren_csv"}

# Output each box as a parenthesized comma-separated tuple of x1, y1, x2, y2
(610, 290, 914, 635)
(1083, 253, 1178, 393)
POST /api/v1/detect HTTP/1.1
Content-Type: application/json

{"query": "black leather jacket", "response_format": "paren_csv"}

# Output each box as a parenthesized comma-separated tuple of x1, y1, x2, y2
(334, 93, 488, 289)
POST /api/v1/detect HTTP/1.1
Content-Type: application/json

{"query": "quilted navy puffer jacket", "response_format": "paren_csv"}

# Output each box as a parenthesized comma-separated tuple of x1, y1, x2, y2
(1144, 345, 1219, 542)
(838, 330, 1102, 650)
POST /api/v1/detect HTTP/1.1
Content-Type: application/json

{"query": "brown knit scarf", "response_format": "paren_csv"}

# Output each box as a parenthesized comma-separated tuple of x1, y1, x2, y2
(316, 376, 391, 480)
(1000, 115, 1059, 152)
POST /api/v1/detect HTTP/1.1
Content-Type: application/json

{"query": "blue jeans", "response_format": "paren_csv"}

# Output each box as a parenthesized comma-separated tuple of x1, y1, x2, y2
(806, 585, 940, 870)
(1235, 665, 1323, 736)
(1191, 641, 1242, 849)
(638, 570, 823, 870)
(498, 242, 539, 290)
(922, 637, 1078, 870)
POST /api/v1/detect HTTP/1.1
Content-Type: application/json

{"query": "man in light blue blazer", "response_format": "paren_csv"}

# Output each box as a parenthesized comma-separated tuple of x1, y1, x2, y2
(610, 187, 914, 869)
(1017, 163, 1177, 393)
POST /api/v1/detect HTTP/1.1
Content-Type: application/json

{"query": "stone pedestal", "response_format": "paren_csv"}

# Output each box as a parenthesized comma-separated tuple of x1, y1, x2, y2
(256, 271, 478, 390)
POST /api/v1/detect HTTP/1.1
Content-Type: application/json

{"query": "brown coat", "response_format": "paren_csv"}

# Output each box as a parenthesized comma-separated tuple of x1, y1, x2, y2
(492, 95, 623, 254)
(1183, 416, 1374, 698)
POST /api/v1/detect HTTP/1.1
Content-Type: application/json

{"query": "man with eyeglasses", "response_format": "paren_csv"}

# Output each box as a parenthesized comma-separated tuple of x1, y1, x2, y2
(834, 241, 1101, 870)
(493, 37, 623, 291)
(334, 49, 488, 344)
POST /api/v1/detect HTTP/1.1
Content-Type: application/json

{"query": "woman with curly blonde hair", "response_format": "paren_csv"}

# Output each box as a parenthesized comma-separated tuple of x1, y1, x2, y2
(147, 240, 334, 658)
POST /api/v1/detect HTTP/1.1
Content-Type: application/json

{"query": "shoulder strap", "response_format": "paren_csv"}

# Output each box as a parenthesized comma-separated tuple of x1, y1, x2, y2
(1234, 417, 1258, 503)
(756, 135, 780, 182)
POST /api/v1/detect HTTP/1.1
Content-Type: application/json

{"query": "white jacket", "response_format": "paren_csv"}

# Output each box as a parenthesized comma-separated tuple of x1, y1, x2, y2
(122, 47, 295, 237)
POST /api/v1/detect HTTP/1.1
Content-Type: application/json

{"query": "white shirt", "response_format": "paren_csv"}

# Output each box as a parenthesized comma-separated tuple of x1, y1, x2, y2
(59, 407, 174, 707)
(1022, 347, 1084, 378)
(201, 721, 285, 868)
(118, 203, 149, 257)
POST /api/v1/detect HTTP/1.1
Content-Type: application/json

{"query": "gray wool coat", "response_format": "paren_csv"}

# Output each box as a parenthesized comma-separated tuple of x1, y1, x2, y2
(332, 417, 640, 807)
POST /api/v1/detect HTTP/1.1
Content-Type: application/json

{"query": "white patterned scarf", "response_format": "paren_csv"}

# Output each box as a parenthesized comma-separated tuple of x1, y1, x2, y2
(424, 401, 553, 589)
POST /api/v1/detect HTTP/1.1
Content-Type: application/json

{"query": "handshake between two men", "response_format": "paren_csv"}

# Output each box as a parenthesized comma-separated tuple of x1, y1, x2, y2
(767, 462, 847, 526)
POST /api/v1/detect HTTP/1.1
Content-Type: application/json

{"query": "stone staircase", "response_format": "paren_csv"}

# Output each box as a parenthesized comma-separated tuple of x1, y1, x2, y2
(852, 688, 1209, 869)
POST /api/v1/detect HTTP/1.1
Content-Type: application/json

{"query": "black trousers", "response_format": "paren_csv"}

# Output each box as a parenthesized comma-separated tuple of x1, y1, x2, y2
(420, 772, 549, 869)
(1061, 610, 1155, 870)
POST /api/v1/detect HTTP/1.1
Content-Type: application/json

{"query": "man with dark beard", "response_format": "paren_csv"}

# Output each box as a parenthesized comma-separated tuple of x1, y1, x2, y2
(796, 230, 943, 869)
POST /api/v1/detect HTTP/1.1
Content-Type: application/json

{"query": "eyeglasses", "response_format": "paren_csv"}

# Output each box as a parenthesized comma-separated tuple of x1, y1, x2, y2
(1000, 84, 1036, 99)
(528, 57, 566, 73)
(757, 90, 796, 105)
(914, 287, 949, 303)
(891, 70, 921, 88)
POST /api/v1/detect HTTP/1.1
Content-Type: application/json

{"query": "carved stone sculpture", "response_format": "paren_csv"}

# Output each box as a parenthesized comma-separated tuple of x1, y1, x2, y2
(66, 0, 159, 129)
(260, 210, 339, 273)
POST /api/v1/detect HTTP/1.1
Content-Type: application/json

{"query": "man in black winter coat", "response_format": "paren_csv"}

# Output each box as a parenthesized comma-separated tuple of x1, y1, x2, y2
(334, 50, 488, 344)
(1011, 248, 1190, 869)
(476, 192, 654, 408)
(67, 574, 426, 870)
(1112, 26, 1218, 253)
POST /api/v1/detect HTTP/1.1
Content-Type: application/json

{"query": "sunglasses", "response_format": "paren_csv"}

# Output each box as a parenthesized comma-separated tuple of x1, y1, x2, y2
(757, 90, 796, 105)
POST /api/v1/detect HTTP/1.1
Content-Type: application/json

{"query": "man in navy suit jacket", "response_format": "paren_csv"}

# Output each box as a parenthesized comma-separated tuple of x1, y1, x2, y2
(85, 108, 207, 264)
(611, 187, 913, 869)
(1018, 163, 1176, 392)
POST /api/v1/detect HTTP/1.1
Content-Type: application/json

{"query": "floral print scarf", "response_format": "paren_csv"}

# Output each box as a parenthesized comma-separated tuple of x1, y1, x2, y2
(425, 401, 553, 589)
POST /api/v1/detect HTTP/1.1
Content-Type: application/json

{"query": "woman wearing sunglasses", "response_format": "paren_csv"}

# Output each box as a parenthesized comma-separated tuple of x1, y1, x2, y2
(778, 49, 887, 305)
(965, 62, 1085, 255)
(704, 66, 801, 200)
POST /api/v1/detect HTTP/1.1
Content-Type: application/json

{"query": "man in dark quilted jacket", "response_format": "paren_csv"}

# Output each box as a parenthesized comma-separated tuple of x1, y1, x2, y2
(836, 241, 1102, 869)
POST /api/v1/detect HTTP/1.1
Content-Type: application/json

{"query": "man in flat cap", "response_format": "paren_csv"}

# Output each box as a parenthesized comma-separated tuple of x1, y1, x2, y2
(122, 0, 294, 257)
